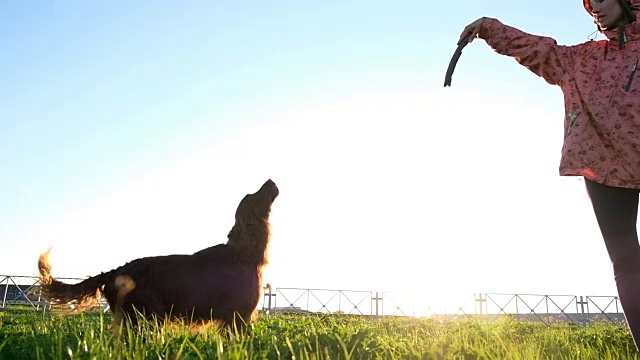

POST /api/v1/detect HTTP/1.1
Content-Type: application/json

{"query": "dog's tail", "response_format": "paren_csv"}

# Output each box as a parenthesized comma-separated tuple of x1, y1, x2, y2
(38, 248, 115, 311)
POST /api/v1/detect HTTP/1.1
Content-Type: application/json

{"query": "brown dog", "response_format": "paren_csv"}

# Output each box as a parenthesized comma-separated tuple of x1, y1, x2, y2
(38, 179, 279, 332)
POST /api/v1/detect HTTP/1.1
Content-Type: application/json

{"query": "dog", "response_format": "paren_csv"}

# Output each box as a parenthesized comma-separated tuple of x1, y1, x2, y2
(38, 179, 279, 332)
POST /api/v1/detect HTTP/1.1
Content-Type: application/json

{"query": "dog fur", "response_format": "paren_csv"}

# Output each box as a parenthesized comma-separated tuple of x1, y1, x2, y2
(37, 179, 279, 332)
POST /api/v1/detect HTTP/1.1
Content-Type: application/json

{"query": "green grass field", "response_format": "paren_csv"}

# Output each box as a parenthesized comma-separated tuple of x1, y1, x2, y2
(0, 308, 638, 359)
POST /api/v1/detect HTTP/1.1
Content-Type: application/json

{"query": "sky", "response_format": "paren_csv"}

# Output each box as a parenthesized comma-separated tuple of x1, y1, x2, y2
(0, 1, 624, 310)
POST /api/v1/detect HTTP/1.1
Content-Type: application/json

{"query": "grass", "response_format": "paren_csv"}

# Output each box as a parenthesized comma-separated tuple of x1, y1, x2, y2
(0, 307, 638, 359)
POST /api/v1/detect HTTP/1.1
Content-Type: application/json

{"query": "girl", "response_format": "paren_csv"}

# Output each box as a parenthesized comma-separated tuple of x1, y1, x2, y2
(459, 0, 640, 351)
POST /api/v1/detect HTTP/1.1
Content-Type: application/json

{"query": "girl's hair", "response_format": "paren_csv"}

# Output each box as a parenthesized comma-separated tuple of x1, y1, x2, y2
(620, 0, 638, 23)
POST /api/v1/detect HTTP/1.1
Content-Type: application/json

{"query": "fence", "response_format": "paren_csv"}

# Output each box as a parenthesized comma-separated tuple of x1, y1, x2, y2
(0, 275, 110, 313)
(1, 275, 51, 312)
(0, 275, 624, 326)
(264, 287, 624, 325)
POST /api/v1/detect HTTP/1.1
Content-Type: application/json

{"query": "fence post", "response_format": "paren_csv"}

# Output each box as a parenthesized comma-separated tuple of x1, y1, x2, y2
(372, 292, 382, 316)
(1, 276, 8, 308)
(475, 293, 486, 315)
(577, 296, 588, 325)
(263, 284, 275, 314)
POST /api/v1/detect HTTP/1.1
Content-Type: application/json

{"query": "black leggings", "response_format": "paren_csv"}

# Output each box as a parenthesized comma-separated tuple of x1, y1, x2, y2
(585, 178, 640, 351)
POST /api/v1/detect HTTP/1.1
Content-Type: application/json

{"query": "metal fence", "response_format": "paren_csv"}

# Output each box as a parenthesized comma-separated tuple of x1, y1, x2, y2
(1, 275, 51, 311)
(0, 275, 109, 313)
(1, 275, 624, 326)
(264, 287, 625, 326)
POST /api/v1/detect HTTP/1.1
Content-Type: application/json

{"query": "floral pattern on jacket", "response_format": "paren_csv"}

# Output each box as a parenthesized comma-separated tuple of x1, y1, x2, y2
(479, 3, 640, 189)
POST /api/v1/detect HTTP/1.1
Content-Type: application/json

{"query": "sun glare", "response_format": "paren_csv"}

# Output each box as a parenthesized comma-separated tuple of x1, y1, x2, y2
(7, 85, 613, 309)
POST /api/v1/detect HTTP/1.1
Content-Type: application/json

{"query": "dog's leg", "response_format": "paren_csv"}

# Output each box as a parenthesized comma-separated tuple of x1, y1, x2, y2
(121, 288, 166, 328)
(111, 275, 136, 333)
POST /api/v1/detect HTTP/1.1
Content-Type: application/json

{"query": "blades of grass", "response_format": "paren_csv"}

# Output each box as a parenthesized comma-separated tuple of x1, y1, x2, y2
(322, 347, 332, 360)
(57, 331, 64, 360)
(5, 306, 640, 358)
(217, 337, 225, 358)
(334, 334, 356, 360)
(186, 337, 205, 360)
(285, 337, 297, 360)
(272, 337, 282, 360)
(173, 335, 191, 360)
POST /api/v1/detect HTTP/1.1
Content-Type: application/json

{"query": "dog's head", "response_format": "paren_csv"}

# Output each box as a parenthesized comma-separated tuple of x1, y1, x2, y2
(226, 179, 279, 262)
(234, 179, 279, 225)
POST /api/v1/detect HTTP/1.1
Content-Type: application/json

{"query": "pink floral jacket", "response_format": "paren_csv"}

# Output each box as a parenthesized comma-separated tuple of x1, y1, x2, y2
(479, 3, 640, 189)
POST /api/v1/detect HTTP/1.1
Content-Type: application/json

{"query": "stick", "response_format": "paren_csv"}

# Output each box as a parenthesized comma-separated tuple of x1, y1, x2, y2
(443, 33, 471, 87)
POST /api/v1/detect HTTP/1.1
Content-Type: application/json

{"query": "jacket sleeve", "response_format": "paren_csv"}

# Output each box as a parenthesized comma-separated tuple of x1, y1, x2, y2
(478, 18, 579, 86)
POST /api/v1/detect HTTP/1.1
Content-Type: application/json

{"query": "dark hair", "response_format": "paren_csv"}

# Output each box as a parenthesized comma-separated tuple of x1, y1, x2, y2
(620, 0, 637, 23)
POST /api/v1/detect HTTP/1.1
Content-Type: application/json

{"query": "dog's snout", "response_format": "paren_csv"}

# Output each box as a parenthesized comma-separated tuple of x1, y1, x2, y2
(260, 179, 278, 196)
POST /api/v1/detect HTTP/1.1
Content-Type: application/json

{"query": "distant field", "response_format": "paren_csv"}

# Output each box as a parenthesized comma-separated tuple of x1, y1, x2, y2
(0, 308, 638, 359)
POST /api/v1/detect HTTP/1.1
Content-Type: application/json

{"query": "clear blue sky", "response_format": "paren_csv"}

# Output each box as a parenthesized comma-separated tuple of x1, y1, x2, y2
(0, 1, 619, 307)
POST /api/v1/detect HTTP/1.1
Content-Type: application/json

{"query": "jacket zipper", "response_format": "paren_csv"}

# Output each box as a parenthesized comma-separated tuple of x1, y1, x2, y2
(625, 60, 638, 91)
